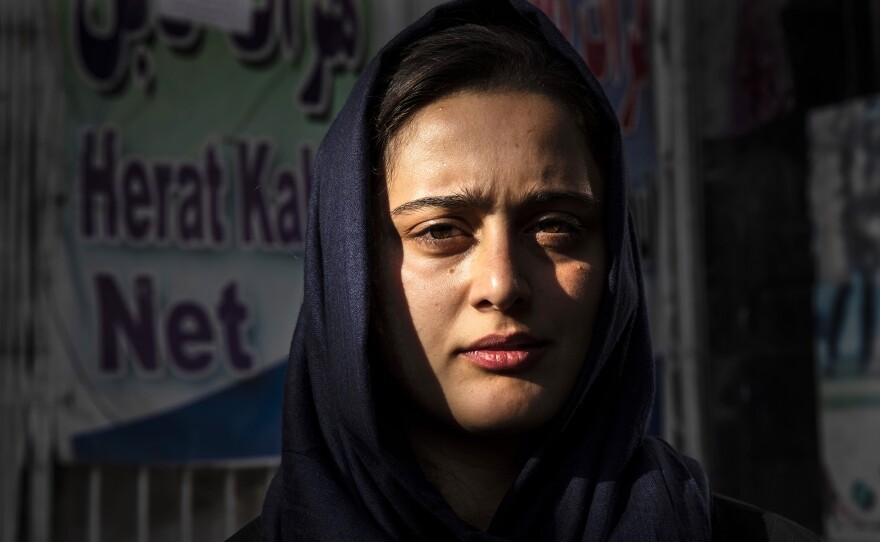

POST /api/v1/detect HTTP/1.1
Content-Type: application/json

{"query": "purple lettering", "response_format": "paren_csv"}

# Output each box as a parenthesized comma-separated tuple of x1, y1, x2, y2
(276, 169, 302, 245)
(79, 128, 118, 240)
(153, 161, 173, 243)
(216, 283, 253, 372)
(205, 146, 226, 245)
(177, 163, 205, 243)
(95, 273, 157, 375)
(166, 302, 215, 373)
(121, 159, 151, 241)
(298, 0, 363, 116)
(235, 140, 275, 246)
(71, 0, 149, 91)
(229, 0, 277, 64)
(77, 127, 235, 248)
(157, 16, 203, 54)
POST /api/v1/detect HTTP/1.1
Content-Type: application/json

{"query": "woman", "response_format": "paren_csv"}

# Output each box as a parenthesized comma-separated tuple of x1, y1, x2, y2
(231, 0, 820, 540)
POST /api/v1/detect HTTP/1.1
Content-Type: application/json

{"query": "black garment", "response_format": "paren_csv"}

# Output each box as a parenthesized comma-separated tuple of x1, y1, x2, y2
(227, 518, 260, 542)
(228, 496, 822, 542)
(261, 0, 713, 540)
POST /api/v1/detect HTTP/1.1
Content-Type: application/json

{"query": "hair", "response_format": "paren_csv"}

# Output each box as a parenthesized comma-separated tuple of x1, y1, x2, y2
(372, 22, 606, 179)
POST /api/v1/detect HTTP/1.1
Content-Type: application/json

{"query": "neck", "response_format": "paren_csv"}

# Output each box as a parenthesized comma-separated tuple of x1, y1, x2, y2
(406, 419, 526, 531)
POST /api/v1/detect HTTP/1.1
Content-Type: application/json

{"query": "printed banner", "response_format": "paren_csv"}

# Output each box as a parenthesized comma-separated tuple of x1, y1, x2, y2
(809, 97, 880, 540)
(54, 0, 658, 464)
(55, 0, 368, 464)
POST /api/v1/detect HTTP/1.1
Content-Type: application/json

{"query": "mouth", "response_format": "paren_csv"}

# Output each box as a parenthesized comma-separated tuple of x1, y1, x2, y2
(459, 332, 550, 373)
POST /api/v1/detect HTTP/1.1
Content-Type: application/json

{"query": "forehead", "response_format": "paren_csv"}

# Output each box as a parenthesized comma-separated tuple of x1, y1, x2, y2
(383, 91, 602, 206)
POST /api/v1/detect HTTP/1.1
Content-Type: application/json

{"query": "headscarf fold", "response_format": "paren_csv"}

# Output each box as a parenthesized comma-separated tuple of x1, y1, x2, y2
(261, 1, 712, 540)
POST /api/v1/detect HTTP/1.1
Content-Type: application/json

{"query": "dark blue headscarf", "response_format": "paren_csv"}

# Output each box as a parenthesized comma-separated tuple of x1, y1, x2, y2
(261, 1, 712, 540)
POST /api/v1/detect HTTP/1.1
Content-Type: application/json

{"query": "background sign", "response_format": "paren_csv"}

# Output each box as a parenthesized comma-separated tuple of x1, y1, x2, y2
(56, 0, 366, 463)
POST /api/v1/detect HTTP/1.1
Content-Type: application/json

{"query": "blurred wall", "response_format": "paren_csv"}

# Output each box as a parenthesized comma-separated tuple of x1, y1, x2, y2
(690, 0, 880, 537)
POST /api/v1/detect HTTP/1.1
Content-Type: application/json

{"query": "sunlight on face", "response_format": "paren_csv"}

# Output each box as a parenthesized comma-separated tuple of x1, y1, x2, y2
(374, 92, 606, 435)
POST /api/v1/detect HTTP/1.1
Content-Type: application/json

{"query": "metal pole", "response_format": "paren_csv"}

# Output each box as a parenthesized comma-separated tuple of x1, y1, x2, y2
(180, 468, 193, 542)
(650, 0, 705, 461)
(0, 0, 24, 539)
(87, 468, 102, 542)
(224, 469, 237, 537)
(137, 468, 149, 542)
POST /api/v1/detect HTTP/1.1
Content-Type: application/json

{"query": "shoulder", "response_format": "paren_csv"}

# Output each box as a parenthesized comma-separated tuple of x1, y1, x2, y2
(711, 494, 822, 542)
(230, 496, 821, 541)
(226, 517, 261, 542)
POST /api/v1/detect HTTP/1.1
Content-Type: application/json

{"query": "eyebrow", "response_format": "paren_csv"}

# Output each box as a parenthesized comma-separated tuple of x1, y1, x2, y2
(390, 188, 600, 216)
(520, 188, 600, 211)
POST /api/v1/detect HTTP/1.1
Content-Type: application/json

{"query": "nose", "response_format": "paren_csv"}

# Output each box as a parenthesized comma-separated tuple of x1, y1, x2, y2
(468, 226, 531, 311)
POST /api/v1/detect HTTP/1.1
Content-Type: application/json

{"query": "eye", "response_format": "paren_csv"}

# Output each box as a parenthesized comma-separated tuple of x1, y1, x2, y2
(528, 215, 585, 249)
(421, 224, 463, 240)
(408, 221, 472, 253)
(535, 218, 576, 234)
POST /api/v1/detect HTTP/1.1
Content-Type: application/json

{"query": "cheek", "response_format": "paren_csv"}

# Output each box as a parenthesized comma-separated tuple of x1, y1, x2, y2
(549, 250, 607, 332)
(399, 254, 464, 329)
(553, 248, 603, 291)
(373, 246, 467, 424)
(561, 263, 598, 300)
(375, 243, 460, 367)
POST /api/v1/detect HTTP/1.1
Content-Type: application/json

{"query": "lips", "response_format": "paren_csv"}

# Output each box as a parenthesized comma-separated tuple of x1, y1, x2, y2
(459, 332, 550, 372)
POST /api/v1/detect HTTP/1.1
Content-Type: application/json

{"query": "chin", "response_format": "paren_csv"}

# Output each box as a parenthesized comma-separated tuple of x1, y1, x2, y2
(449, 388, 561, 437)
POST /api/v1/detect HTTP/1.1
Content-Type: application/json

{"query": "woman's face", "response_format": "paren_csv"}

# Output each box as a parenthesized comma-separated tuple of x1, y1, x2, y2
(375, 91, 606, 435)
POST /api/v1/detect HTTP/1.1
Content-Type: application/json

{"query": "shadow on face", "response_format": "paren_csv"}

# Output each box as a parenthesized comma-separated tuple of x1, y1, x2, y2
(371, 91, 607, 439)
